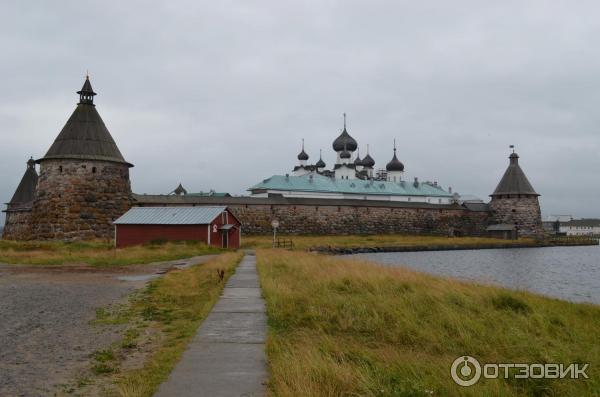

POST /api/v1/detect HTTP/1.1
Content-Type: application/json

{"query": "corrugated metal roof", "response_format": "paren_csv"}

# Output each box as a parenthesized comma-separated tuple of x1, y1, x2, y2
(114, 206, 226, 225)
(248, 174, 452, 197)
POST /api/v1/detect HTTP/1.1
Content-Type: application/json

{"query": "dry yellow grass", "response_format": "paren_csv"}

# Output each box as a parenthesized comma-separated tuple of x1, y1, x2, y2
(68, 252, 244, 396)
(257, 249, 600, 396)
(243, 234, 534, 250)
(116, 252, 243, 396)
(0, 240, 221, 266)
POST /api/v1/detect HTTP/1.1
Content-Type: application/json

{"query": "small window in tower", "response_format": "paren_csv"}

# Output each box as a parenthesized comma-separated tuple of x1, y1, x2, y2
(512, 209, 516, 212)
(58, 166, 63, 173)
(92, 167, 97, 173)
(82, 165, 86, 169)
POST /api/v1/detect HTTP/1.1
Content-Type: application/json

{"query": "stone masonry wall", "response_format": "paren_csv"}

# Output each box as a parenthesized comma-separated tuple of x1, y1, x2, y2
(30, 159, 132, 241)
(227, 204, 490, 236)
(489, 196, 543, 238)
(2, 209, 33, 240)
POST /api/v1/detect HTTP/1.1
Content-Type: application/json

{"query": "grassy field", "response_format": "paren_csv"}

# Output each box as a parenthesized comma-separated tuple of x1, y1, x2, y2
(257, 249, 600, 396)
(68, 252, 243, 396)
(243, 234, 536, 250)
(0, 240, 221, 266)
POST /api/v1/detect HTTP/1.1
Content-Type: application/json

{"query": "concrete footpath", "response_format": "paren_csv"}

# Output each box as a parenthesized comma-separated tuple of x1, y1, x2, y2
(155, 252, 268, 397)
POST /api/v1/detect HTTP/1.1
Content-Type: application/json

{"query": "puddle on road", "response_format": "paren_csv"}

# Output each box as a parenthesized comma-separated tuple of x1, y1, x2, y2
(115, 260, 196, 282)
(116, 274, 161, 282)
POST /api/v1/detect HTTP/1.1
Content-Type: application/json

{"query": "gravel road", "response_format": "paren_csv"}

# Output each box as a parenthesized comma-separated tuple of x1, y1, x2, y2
(0, 256, 215, 396)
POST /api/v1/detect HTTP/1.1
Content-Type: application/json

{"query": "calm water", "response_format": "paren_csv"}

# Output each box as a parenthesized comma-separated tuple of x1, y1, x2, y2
(353, 245, 600, 304)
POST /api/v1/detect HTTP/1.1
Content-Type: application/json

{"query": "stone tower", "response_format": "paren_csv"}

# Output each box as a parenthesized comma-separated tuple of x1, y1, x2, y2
(489, 150, 543, 238)
(2, 158, 38, 240)
(29, 76, 133, 240)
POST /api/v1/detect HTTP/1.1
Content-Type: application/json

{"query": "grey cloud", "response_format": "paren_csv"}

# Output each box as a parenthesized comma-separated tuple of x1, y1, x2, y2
(2, 0, 599, 226)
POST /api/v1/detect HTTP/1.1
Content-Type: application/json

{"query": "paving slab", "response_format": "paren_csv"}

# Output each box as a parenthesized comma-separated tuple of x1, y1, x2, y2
(226, 278, 260, 288)
(212, 298, 266, 313)
(155, 254, 267, 397)
(222, 287, 262, 298)
(195, 312, 267, 343)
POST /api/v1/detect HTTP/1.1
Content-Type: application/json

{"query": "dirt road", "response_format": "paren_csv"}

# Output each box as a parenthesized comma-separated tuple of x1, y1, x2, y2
(0, 256, 215, 396)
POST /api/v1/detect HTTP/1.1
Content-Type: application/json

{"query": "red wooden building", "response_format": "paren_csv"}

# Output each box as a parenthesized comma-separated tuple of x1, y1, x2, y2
(113, 206, 241, 248)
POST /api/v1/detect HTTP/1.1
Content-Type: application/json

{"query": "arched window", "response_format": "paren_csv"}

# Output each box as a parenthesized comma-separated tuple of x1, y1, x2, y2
(92, 167, 97, 173)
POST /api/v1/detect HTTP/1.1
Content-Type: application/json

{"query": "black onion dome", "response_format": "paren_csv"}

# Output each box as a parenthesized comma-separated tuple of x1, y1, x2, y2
(354, 153, 363, 166)
(316, 157, 326, 168)
(386, 149, 404, 171)
(297, 149, 309, 161)
(362, 153, 375, 167)
(332, 127, 358, 152)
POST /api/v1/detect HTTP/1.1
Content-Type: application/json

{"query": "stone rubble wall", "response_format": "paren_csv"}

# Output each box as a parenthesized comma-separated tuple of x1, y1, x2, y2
(134, 200, 491, 236)
(489, 196, 544, 238)
(29, 159, 132, 241)
(2, 208, 33, 240)
(228, 204, 490, 236)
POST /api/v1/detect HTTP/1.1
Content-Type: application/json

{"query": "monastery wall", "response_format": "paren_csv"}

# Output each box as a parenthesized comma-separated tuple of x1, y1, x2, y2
(133, 196, 491, 236)
(228, 204, 490, 236)
(2, 209, 33, 240)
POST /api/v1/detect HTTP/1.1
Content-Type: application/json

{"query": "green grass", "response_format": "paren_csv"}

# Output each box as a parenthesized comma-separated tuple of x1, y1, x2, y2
(73, 252, 243, 396)
(91, 349, 118, 375)
(257, 249, 600, 396)
(0, 240, 221, 266)
(242, 234, 536, 250)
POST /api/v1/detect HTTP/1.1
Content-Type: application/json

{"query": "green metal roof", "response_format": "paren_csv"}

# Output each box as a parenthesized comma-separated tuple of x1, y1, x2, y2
(248, 174, 452, 197)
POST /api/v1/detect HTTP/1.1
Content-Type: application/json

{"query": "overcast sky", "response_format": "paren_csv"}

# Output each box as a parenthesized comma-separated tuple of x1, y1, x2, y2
(2, 1, 599, 226)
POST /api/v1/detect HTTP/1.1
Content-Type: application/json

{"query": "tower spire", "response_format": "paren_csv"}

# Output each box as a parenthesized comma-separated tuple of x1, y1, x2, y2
(77, 74, 96, 105)
(343, 113, 346, 130)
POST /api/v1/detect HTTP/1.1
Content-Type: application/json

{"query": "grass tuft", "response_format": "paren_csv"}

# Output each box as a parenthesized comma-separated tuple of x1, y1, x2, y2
(492, 293, 531, 314)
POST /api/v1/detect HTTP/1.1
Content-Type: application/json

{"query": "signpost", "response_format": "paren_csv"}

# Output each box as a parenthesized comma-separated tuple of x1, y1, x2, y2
(271, 219, 279, 247)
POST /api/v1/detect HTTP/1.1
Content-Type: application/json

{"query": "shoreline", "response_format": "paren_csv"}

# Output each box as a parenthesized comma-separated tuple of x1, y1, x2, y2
(310, 239, 598, 254)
